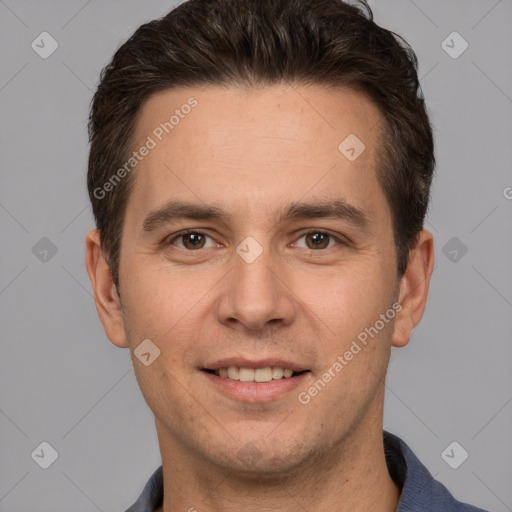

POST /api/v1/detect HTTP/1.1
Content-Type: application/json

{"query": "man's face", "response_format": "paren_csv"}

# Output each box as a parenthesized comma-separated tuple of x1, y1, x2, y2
(114, 84, 401, 473)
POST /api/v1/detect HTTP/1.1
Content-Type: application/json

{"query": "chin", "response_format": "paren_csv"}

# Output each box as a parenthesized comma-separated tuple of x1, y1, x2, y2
(206, 434, 318, 478)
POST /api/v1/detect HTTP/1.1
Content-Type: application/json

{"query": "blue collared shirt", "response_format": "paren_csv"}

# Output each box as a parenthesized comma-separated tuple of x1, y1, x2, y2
(125, 431, 488, 511)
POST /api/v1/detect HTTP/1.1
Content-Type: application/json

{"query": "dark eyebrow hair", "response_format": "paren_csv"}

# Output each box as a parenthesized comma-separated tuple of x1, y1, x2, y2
(141, 201, 230, 233)
(277, 200, 369, 228)
(141, 199, 370, 234)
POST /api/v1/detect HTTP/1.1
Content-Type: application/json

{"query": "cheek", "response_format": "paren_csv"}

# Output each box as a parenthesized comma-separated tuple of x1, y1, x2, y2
(120, 265, 197, 339)
(120, 267, 213, 386)
(121, 280, 201, 414)
(297, 258, 395, 342)
(325, 264, 397, 394)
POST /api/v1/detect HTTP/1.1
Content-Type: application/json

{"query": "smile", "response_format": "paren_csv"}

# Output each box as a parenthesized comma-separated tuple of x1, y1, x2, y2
(201, 366, 311, 402)
(204, 366, 307, 382)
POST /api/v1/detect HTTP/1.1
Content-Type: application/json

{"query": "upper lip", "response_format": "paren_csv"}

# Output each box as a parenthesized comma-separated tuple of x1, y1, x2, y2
(202, 357, 309, 372)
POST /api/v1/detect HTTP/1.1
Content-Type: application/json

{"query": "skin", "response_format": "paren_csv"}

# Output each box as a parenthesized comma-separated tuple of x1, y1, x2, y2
(86, 84, 434, 511)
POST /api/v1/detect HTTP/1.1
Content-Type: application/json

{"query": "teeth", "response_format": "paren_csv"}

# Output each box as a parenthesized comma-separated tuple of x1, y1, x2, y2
(255, 367, 273, 382)
(227, 366, 239, 380)
(239, 367, 255, 382)
(214, 366, 299, 382)
(272, 367, 284, 379)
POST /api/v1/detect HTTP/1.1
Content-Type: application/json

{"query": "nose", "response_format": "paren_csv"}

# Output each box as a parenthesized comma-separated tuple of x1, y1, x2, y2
(215, 242, 296, 331)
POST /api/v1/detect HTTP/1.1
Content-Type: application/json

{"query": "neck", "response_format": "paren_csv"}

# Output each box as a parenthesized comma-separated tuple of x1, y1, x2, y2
(154, 406, 400, 512)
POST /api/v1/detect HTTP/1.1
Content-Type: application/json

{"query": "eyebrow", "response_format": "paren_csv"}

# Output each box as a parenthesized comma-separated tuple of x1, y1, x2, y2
(141, 199, 370, 234)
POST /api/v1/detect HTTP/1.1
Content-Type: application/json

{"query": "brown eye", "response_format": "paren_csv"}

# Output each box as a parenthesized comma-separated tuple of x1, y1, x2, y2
(304, 232, 331, 250)
(167, 230, 216, 250)
(294, 230, 344, 250)
(181, 232, 206, 250)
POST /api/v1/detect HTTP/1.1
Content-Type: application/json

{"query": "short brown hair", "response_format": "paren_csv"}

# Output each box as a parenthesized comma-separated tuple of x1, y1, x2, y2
(87, 0, 435, 290)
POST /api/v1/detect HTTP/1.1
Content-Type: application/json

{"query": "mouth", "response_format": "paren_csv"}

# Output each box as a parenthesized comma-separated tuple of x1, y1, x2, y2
(202, 366, 309, 383)
(200, 362, 311, 403)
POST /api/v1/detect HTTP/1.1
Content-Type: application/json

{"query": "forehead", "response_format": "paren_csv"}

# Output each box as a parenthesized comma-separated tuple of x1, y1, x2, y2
(125, 84, 389, 229)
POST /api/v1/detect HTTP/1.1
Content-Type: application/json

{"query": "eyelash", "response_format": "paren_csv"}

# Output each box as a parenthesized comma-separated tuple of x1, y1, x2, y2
(164, 229, 347, 251)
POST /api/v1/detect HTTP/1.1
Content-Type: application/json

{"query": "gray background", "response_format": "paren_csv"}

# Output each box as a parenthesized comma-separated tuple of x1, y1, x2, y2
(0, 0, 511, 510)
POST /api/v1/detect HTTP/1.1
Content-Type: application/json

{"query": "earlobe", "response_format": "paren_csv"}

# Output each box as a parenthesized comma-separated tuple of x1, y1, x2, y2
(85, 229, 129, 348)
(391, 230, 435, 348)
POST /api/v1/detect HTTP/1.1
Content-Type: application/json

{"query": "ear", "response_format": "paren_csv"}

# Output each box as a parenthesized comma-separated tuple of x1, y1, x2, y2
(392, 229, 435, 348)
(85, 229, 129, 348)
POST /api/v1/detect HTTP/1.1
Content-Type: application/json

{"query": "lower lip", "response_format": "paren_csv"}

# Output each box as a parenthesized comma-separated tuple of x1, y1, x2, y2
(201, 370, 310, 403)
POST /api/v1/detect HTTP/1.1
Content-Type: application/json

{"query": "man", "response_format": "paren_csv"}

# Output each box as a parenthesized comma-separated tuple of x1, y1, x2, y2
(85, 0, 488, 510)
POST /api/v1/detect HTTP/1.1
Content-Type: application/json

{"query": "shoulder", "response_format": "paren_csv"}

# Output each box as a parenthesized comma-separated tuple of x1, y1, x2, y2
(383, 431, 489, 512)
(124, 465, 164, 512)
